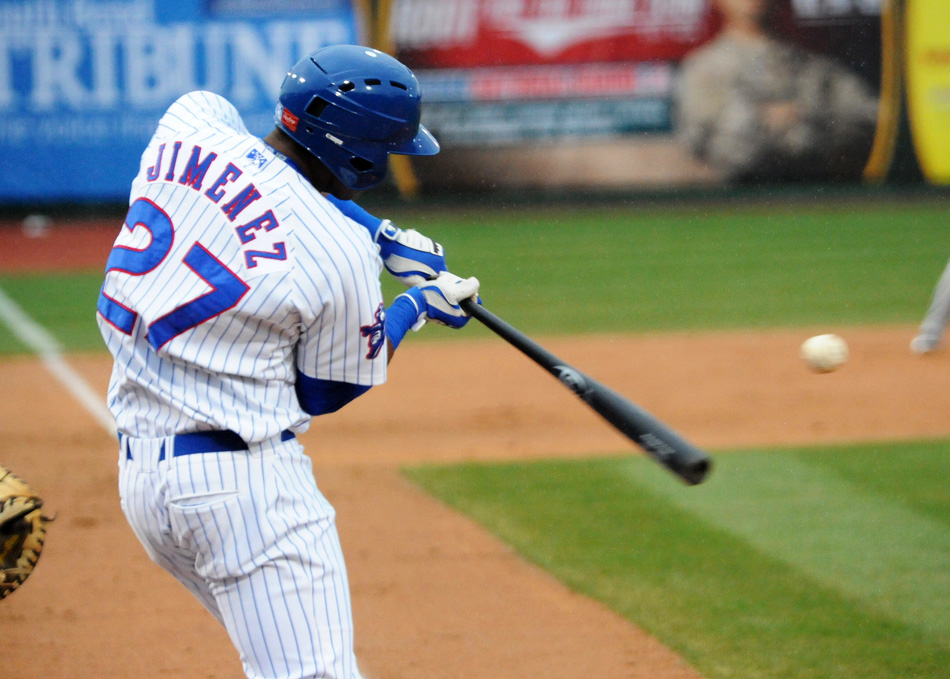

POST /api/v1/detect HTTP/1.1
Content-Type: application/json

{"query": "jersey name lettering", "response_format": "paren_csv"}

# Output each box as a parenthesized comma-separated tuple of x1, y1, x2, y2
(145, 140, 273, 234)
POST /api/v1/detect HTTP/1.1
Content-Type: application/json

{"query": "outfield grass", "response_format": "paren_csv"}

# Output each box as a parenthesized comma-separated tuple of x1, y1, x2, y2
(385, 200, 950, 333)
(0, 272, 106, 354)
(1, 200, 948, 354)
(405, 442, 950, 679)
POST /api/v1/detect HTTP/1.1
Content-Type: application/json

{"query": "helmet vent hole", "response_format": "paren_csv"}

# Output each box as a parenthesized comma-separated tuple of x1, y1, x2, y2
(389, 80, 407, 90)
(350, 157, 374, 173)
(306, 97, 329, 118)
(364, 78, 381, 86)
(338, 81, 355, 92)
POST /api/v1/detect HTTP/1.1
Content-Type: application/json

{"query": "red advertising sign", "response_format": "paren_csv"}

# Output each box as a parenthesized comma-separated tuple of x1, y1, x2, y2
(389, 0, 884, 190)
(392, 0, 719, 68)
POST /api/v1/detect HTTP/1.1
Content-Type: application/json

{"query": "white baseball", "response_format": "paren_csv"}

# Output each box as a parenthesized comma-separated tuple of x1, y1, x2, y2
(801, 334, 848, 372)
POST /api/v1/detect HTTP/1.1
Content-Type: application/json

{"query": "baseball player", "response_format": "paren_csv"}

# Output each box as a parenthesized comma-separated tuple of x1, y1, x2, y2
(96, 45, 478, 679)
(911, 256, 950, 354)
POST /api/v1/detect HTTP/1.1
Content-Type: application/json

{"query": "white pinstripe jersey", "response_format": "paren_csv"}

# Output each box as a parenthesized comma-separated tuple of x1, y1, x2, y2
(98, 91, 387, 442)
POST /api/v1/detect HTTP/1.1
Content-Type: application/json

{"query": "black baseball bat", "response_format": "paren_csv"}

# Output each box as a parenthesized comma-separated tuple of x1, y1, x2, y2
(460, 299, 712, 485)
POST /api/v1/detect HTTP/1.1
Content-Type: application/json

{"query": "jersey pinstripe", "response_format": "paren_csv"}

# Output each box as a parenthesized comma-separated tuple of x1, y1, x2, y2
(98, 91, 386, 442)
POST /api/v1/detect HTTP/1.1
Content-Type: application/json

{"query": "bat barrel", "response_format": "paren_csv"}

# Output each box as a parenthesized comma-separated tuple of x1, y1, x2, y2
(584, 380, 711, 485)
(461, 299, 712, 485)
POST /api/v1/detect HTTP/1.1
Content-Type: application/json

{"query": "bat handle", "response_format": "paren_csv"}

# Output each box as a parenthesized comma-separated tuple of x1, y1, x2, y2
(461, 299, 564, 369)
(460, 297, 485, 319)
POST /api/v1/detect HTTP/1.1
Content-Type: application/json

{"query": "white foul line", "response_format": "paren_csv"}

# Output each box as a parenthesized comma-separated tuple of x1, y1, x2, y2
(0, 284, 117, 437)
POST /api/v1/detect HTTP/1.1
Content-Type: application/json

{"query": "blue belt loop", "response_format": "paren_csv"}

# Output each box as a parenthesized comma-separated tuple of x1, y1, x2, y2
(118, 432, 131, 461)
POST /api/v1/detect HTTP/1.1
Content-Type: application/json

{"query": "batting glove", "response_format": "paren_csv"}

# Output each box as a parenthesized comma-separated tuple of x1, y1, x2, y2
(376, 220, 447, 287)
(398, 272, 480, 329)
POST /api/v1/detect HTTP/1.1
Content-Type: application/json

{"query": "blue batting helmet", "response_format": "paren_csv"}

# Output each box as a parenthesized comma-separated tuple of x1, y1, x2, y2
(274, 45, 439, 190)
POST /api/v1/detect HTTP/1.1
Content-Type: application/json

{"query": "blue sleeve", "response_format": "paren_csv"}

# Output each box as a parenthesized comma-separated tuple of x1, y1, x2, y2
(324, 195, 383, 237)
(295, 372, 371, 416)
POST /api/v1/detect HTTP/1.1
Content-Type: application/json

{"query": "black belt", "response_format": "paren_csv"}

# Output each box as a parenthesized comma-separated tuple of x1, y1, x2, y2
(120, 429, 295, 461)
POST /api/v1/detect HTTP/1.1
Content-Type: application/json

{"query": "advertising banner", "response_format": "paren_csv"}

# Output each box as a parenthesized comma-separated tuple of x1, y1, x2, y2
(389, 0, 885, 191)
(0, 0, 361, 201)
(905, 0, 950, 184)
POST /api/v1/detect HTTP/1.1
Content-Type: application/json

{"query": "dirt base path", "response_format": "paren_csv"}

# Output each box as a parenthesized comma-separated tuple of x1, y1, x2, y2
(2, 325, 948, 678)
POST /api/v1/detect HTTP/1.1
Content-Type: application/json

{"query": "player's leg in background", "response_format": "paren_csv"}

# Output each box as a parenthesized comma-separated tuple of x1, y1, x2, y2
(912, 256, 950, 354)
(164, 439, 363, 679)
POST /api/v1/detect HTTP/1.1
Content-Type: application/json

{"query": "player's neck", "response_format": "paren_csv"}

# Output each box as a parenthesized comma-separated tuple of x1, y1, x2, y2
(262, 129, 312, 176)
(262, 129, 355, 201)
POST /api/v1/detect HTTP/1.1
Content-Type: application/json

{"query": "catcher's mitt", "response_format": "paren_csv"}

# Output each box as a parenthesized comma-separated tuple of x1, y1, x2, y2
(0, 465, 51, 600)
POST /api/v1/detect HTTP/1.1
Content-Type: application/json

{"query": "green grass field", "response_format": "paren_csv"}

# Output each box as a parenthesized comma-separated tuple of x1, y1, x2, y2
(1, 198, 948, 677)
(387, 199, 949, 333)
(405, 443, 950, 679)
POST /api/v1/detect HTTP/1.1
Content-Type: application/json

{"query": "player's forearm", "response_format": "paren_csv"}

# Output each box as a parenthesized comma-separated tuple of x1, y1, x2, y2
(384, 293, 420, 356)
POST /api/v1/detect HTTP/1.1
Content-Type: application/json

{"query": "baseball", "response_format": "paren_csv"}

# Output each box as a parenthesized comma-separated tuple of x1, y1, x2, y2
(801, 334, 848, 372)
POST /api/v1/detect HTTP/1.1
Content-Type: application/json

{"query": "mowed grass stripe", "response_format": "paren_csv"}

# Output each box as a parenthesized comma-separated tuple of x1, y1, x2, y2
(627, 446, 950, 640)
(800, 441, 950, 523)
(405, 447, 949, 679)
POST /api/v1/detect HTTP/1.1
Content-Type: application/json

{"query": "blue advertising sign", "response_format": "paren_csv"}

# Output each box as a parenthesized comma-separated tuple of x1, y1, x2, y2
(0, 0, 361, 201)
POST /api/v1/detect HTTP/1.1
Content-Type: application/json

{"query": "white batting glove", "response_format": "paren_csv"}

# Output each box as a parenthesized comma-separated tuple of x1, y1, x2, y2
(376, 220, 446, 287)
(398, 272, 480, 329)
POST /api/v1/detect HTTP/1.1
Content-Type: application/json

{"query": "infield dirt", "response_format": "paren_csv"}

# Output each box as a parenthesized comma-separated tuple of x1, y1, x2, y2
(1, 220, 948, 678)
